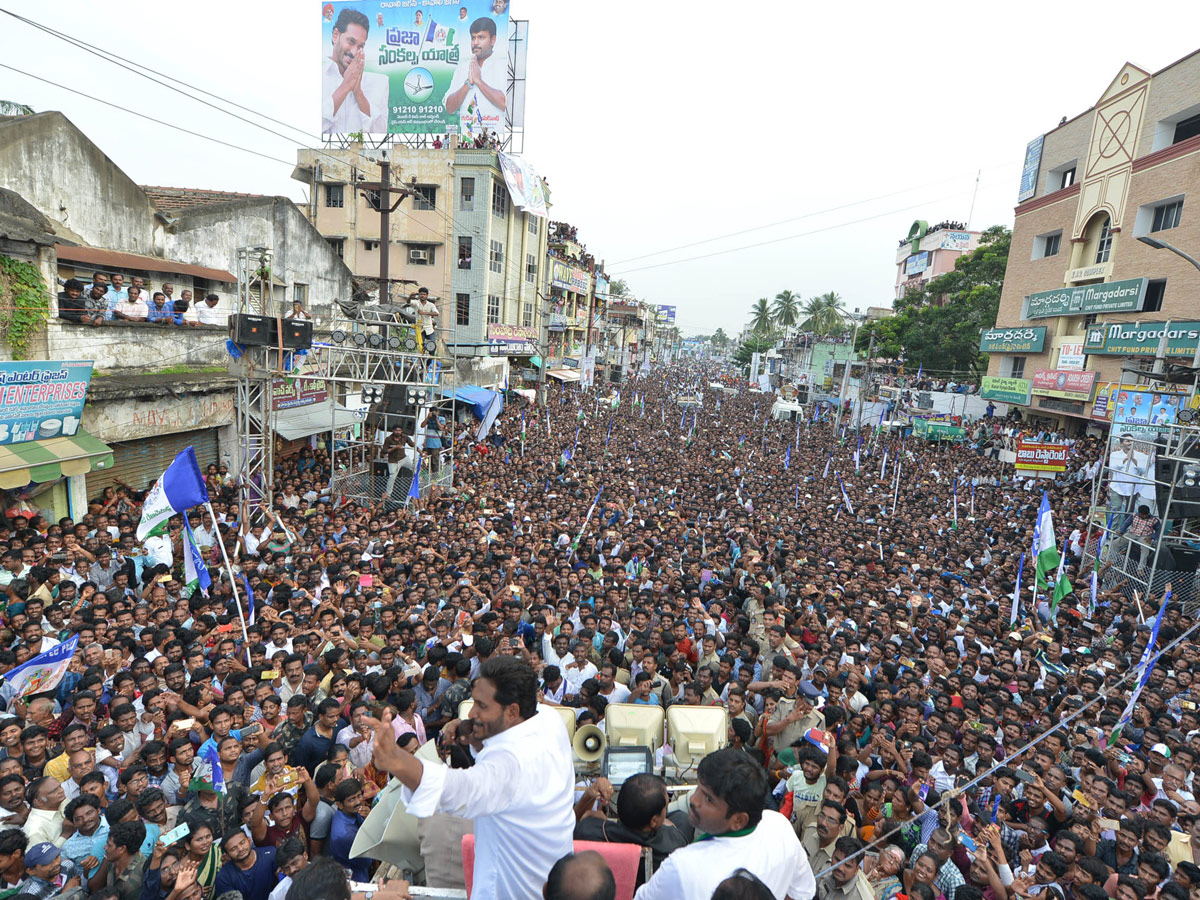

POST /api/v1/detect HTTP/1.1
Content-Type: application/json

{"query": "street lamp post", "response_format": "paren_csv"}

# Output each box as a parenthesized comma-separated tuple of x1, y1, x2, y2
(1138, 235, 1200, 367)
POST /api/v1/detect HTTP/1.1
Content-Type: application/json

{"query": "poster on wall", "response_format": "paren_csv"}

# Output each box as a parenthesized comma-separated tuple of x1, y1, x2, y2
(1018, 134, 1044, 202)
(0, 361, 93, 445)
(321, 1, 511, 136)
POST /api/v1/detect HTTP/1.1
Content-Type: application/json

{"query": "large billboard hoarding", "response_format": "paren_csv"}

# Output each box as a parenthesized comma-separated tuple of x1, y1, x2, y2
(656, 305, 676, 325)
(979, 326, 1046, 353)
(0, 361, 93, 445)
(1018, 135, 1044, 202)
(321, 2, 511, 136)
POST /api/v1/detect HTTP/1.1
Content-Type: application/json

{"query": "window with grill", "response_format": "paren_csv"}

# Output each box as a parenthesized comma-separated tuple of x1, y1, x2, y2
(487, 294, 501, 324)
(325, 184, 344, 208)
(413, 185, 437, 211)
(525, 253, 536, 283)
(522, 302, 533, 328)
(490, 240, 504, 274)
(460, 177, 475, 211)
(364, 188, 381, 211)
(1152, 200, 1183, 232)
(1144, 280, 1166, 313)
(456, 293, 470, 326)
(1009, 356, 1026, 379)
(458, 236, 473, 269)
(528, 214, 538, 235)
(492, 181, 508, 218)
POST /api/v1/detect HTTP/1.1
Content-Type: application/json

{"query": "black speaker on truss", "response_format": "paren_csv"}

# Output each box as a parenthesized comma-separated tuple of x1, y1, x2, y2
(279, 318, 313, 350)
(228, 314, 273, 346)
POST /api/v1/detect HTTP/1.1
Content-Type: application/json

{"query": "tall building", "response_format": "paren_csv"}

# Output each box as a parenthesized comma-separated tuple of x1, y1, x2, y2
(894, 220, 982, 301)
(293, 142, 547, 371)
(983, 52, 1200, 433)
(545, 221, 595, 363)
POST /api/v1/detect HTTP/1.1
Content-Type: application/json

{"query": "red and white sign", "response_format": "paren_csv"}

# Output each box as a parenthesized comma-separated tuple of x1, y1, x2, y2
(1015, 441, 1069, 471)
(1031, 369, 1098, 402)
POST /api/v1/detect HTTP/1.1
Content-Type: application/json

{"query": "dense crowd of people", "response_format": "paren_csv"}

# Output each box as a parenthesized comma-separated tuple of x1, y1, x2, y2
(0, 362, 1191, 900)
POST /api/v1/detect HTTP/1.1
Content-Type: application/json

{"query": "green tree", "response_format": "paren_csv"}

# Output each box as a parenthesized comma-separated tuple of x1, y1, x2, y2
(772, 289, 800, 328)
(800, 291, 847, 336)
(732, 334, 775, 372)
(711, 328, 730, 348)
(858, 226, 1011, 378)
(608, 278, 632, 299)
(0, 101, 33, 116)
(748, 297, 774, 334)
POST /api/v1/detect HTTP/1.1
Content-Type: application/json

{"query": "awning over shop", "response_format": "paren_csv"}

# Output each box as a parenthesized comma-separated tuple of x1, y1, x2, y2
(257, 402, 363, 442)
(54, 244, 237, 283)
(547, 369, 580, 383)
(0, 431, 114, 490)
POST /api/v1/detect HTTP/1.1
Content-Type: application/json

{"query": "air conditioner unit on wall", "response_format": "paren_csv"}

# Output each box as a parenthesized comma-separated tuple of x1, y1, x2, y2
(409, 249, 430, 263)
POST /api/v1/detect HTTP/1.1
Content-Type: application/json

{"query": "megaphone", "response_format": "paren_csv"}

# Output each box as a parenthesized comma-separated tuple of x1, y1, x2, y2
(573, 724, 606, 763)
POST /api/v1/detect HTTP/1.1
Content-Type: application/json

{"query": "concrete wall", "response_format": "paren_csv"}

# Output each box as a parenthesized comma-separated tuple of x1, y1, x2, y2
(0, 112, 160, 255)
(45, 320, 228, 371)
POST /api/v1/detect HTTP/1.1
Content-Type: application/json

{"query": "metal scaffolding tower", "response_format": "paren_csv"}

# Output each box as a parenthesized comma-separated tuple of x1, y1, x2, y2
(233, 246, 277, 511)
(1082, 364, 1200, 611)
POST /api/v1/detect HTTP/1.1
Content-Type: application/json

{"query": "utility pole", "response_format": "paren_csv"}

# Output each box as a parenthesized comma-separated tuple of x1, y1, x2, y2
(536, 291, 550, 406)
(856, 331, 877, 433)
(357, 152, 413, 304)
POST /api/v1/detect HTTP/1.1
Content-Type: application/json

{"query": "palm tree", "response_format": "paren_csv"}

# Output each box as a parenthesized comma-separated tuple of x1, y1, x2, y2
(800, 291, 847, 336)
(772, 290, 800, 329)
(711, 328, 729, 347)
(748, 297, 774, 334)
(0, 101, 33, 116)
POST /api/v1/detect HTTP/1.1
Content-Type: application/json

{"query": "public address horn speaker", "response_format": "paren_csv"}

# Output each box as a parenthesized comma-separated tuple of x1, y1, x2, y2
(573, 725, 606, 763)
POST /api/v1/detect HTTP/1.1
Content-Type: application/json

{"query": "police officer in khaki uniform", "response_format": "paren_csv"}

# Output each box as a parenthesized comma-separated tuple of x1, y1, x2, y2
(818, 836, 876, 900)
(765, 669, 826, 756)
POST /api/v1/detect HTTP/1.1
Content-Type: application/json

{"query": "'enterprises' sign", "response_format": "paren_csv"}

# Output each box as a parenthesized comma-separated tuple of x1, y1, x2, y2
(1025, 278, 1148, 319)
(1084, 321, 1200, 356)
(979, 326, 1046, 353)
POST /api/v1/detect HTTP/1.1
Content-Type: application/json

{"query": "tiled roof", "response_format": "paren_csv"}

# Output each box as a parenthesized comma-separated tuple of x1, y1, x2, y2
(141, 185, 265, 212)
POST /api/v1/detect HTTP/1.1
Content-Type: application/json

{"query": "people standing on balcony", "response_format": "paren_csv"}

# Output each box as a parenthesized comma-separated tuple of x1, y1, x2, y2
(57, 278, 105, 327)
(197, 293, 224, 326)
(147, 292, 176, 324)
(113, 287, 149, 322)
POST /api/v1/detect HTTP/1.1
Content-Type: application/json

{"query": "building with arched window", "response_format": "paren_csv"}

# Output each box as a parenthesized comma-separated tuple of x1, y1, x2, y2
(983, 50, 1200, 435)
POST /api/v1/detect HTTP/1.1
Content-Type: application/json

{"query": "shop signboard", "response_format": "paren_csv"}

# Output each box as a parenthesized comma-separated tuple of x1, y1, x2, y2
(1030, 369, 1098, 402)
(979, 326, 1046, 353)
(0, 360, 93, 445)
(487, 324, 538, 356)
(1015, 441, 1068, 471)
(1025, 279, 1147, 319)
(550, 260, 590, 293)
(979, 376, 1031, 405)
(271, 378, 329, 410)
(656, 305, 676, 325)
(320, 1, 511, 137)
(1018, 134, 1044, 202)
(940, 231, 973, 251)
(1084, 320, 1200, 356)
(904, 251, 930, 276)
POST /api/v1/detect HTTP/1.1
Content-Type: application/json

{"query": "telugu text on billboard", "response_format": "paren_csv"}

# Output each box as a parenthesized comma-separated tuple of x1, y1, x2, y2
(321, 2, 511, 136)
(979, 326, 1046, 353)
(940, 231, 972, 251)
(1015, 440, 1068, 471)
(979, 376, 1031, 406)
(0, 361, 93, 445)
(1030, 369, 1097, 402)
(497, 152, 548, 219)
(272, 378, 330, 410)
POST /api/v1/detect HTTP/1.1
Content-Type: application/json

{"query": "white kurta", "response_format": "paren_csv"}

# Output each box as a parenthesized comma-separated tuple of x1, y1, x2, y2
(634, 810, 817, 900)
(401, 707, 574, 899)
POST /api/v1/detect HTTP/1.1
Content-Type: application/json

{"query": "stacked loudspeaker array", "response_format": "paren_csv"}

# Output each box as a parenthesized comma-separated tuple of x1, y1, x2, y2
(228, 314, 313, 350)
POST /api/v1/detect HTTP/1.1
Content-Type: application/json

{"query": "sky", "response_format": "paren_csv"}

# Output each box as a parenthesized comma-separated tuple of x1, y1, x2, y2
(1, 0, 1198, 337)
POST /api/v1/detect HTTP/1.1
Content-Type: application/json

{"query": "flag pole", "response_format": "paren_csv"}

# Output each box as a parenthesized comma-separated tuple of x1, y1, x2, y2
(210, 501, 252, 665)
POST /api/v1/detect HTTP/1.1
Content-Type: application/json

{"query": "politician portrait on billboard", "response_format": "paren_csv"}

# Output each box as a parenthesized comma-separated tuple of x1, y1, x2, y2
(321, 2, 511, 136)
(321, 6, 390, 133)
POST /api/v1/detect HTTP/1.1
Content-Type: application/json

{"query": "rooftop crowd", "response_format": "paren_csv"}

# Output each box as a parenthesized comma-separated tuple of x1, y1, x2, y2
(0, 361, 1189, 900)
